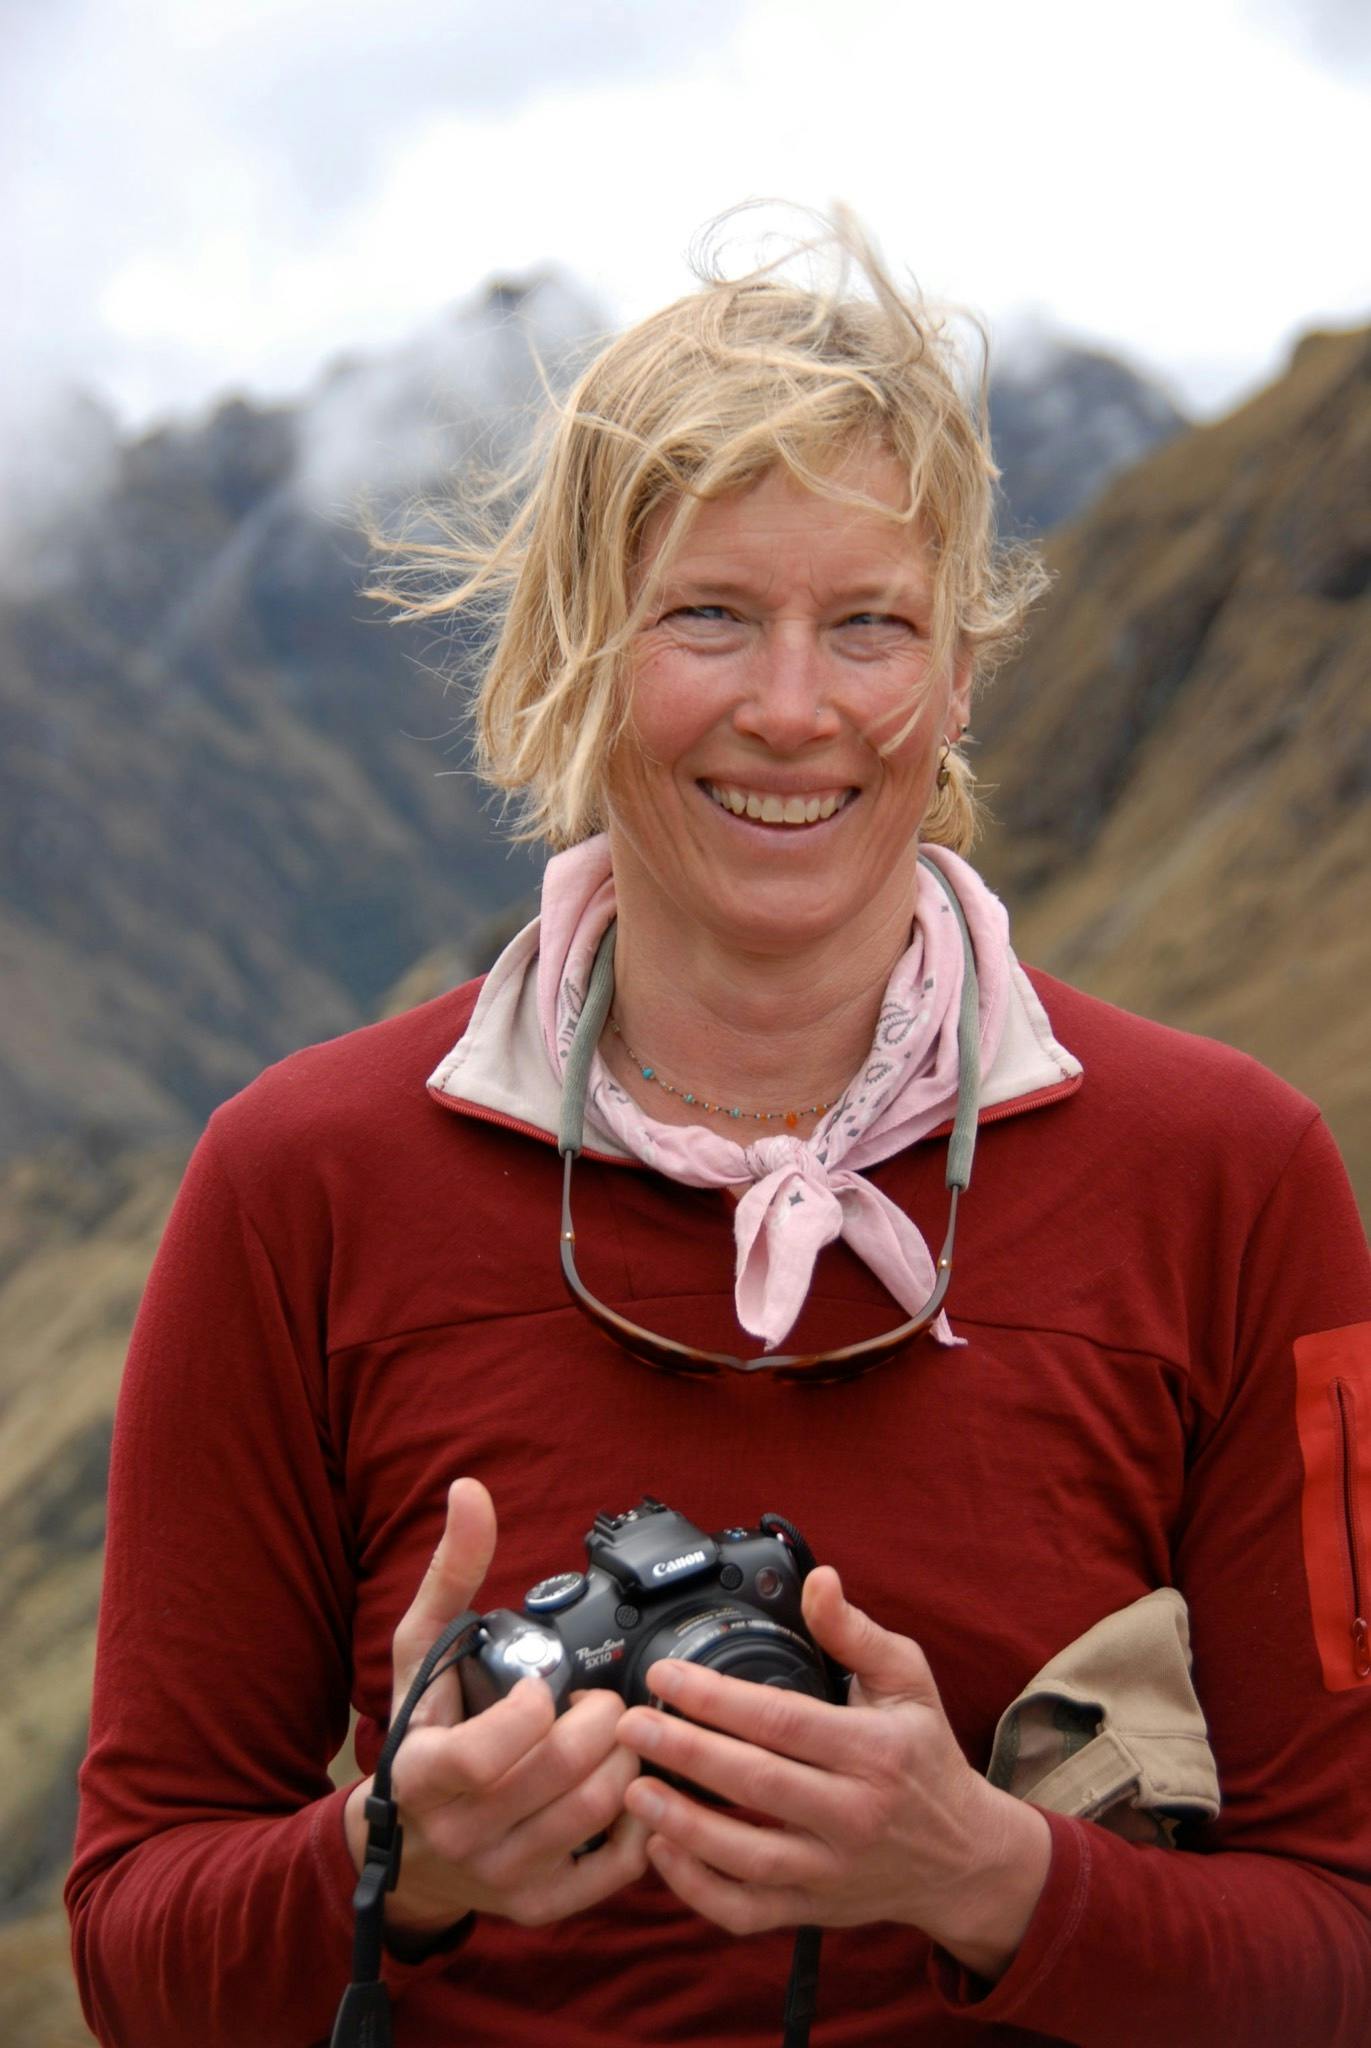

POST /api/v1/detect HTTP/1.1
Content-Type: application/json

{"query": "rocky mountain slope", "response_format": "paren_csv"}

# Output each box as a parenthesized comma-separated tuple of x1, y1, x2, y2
(973, 323, 1370, 1202)
(988, 337, 1185, 534)
(0, 1140, 187, 1903)
(0, 275, 593, 1165)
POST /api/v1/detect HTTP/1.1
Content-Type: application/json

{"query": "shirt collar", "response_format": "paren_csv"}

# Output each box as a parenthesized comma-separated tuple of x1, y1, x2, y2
(427, 914, 1082, 1155)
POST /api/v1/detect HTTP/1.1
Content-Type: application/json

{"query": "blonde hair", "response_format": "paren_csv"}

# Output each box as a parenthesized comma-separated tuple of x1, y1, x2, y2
(370, 211, 1047, 851)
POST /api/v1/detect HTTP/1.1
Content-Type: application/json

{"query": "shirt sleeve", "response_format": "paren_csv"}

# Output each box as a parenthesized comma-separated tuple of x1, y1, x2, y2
(64, 1117, 454, 2047)
(929, 1111, 1371, 2043)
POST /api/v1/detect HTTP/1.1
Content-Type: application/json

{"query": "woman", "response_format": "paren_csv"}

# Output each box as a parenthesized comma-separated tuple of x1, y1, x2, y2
(68, 225, 1371, 2046)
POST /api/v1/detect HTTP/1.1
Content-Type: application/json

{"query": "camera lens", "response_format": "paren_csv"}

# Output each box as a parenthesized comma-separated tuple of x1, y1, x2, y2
(632, 1605, 829, 1705)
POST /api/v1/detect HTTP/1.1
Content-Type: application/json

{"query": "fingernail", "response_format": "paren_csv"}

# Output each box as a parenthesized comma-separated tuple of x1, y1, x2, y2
(649, 1661, 684, 1699)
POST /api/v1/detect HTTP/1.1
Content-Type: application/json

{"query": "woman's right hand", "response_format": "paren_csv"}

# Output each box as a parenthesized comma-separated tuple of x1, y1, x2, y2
(343, 1477, 649, 1941)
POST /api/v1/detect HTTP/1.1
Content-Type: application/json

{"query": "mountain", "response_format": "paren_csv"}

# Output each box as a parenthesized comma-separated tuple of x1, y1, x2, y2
(0, 309, 1179, 1169)
(973, 323, 1370, 1204)
(0, 1138, 186, 1907)
(0, 275, 603, 1165)
(989, 336, 1186, 534)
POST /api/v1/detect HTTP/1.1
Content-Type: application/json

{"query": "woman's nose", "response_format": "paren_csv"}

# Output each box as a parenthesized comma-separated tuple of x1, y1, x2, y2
(731, 628, 842, 752)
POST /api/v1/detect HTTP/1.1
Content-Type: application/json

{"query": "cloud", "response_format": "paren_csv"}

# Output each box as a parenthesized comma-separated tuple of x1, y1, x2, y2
(0, 387, 122, 595)
(1, 0, 1367, 453)
(291, 269, 605, 514)
(1250, 0, 1371, 75)
(148, 0, 747, 220)
(0, 0, 743, 425)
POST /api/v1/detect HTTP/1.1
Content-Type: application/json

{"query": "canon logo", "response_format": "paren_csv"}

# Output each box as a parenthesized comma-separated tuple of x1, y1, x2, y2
(651, 1549, 706, 1579)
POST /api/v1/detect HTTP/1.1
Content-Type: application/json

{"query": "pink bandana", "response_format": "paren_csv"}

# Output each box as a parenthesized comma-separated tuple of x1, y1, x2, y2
(538, 835, 1010, 1351)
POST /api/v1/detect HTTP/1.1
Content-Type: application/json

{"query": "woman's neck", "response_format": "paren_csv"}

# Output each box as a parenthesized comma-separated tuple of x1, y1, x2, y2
(602, 890, 918, 1132)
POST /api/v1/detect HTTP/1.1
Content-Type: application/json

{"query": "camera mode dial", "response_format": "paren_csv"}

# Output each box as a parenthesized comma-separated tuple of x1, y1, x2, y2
(525, 1572, 587, 1613)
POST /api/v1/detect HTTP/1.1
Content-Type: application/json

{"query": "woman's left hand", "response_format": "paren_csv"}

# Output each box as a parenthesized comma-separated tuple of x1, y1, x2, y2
(616, 1566, 1051, 1982)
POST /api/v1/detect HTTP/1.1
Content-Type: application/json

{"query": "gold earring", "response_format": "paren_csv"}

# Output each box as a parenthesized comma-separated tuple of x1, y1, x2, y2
(936, 741, 952, 790)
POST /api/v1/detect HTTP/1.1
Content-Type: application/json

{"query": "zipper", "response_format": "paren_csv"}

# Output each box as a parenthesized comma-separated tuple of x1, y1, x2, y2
(923, 1071, 1083, 1144)
(1333, 1379, 1371, 1680)
(977, 1074, 1082, 1126)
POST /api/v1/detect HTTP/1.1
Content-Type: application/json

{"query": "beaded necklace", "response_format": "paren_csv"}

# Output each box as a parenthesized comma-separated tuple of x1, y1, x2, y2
(608, 1016, 836, 1129)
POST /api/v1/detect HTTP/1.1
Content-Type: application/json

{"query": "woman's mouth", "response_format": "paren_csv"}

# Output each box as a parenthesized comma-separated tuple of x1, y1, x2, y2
(703, 783, 856, 827)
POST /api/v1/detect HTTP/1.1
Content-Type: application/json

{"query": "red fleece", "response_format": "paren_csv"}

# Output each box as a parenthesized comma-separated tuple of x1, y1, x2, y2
(68, 969, 1371, 2046)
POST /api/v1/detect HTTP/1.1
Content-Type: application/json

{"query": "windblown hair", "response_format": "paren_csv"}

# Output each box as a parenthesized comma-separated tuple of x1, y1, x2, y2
(370, 210, 1047, 851)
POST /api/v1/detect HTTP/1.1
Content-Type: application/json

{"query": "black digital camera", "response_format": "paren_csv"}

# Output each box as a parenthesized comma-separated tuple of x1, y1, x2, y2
(460, 1498, 842, 1716)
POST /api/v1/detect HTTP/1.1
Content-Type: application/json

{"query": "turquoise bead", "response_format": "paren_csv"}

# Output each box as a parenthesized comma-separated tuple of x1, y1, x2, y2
(641, 1065, 654, 1080)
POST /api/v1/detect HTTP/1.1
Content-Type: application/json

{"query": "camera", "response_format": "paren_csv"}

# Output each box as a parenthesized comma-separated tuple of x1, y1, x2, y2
(334, 1504, 844, 2045)
(460, 1498, 842, 1716)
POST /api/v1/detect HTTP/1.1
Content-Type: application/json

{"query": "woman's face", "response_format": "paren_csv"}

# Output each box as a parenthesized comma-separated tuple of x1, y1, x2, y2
(605, 446, 970, 962)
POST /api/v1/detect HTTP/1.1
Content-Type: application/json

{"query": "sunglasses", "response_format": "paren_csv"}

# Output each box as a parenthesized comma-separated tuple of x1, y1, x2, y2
(556, 858, 980, 1387)
(560, 1150, 962, 1385)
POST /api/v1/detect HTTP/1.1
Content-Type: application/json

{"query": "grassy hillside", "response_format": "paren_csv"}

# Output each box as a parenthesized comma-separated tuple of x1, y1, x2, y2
(975, 326, 1370, 1205)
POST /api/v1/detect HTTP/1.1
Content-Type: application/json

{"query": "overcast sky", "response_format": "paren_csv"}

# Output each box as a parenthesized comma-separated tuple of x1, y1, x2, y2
(5, 0, 1370, 440)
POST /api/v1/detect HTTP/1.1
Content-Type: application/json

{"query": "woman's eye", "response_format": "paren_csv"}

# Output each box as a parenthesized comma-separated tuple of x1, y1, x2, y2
(842, 612, 913, 632)
(669, 605, 733, 622)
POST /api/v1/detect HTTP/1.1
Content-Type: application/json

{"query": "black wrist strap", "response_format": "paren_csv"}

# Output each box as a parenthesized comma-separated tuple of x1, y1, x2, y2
(330, 1609, 485, 2048)
(782, 1926, 824, 2048)
(760, 1518, 835, 2047)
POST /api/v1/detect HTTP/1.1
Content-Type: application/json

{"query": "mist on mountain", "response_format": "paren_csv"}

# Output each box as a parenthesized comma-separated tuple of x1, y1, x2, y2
(0, 388, 123, 598)
(988, 330, 1186, 534)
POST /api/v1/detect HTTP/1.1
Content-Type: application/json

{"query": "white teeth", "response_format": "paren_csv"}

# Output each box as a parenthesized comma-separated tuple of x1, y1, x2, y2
(707, 784, 851, 827)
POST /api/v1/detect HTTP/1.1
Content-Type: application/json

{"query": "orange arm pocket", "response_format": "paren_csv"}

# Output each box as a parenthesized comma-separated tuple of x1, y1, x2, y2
(1294, 1323, 1371, 1692)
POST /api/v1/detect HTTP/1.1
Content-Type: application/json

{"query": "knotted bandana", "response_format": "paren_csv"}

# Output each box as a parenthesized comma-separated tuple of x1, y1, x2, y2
(538, 834, 1011, 1350)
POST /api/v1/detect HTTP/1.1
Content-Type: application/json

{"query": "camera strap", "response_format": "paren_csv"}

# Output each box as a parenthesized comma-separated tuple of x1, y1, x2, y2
(330, 1608, 484, 2048)
(783, 1926, 824, 2047)
(760, 1514, 834, 2048)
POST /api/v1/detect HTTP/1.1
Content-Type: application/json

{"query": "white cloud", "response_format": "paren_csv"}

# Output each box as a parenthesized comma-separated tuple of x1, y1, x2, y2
(1, 0, 1367, 438)
(1249, 0, 1371, 76)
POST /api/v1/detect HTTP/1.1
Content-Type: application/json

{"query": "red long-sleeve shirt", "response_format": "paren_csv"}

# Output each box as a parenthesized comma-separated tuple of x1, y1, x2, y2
(68, 967, 1371, 2045)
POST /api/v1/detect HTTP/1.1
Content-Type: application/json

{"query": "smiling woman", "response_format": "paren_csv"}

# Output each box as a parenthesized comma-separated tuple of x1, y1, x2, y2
(607, 453, 967, 1083)
(599, 451, 971, 1136)
(462, 237, 1033, 860)
(67, 213, 1371, 2048)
